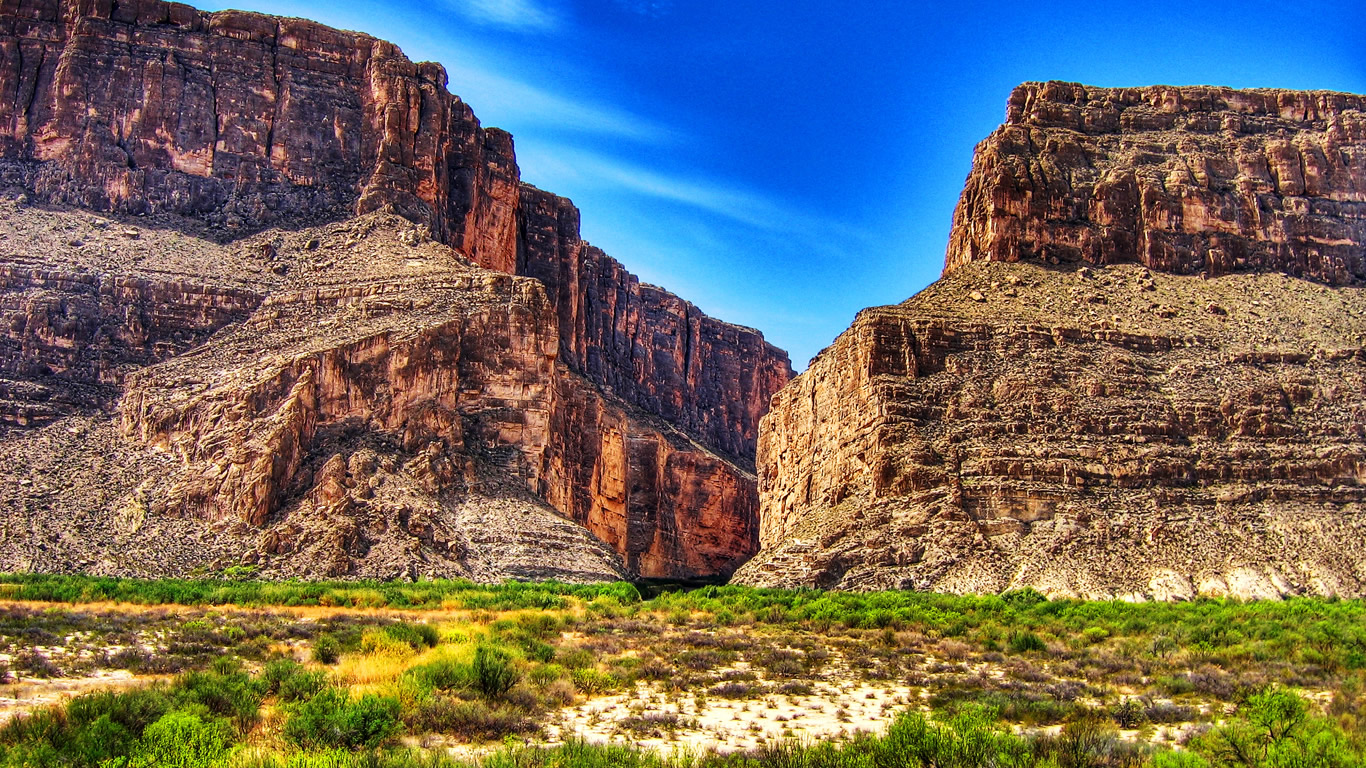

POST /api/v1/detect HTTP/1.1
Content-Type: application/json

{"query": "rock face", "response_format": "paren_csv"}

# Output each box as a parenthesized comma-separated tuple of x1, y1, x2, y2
(0, 0, 520, 266)
(518, 187, 791, 461)
(947, 82, 1366, 283)
(0, 1, 791, 581)
(737, 83, 1366, 599)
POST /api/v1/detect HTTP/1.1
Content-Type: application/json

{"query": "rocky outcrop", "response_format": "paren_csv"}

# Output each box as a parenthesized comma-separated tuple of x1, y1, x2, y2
(0, 1, 791, 581)
(947, 82, 1366, 283)
(0, 208, 766, 580)
(519, 186, 790, 460)
(738, 83, 1366, 599)
(0, 0, 520, 266)
(544, 369, 759, 578)
(0, 0, 790, 457)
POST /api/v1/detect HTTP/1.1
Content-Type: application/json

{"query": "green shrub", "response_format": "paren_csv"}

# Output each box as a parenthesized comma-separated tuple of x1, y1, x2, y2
(261, 659, 305, 695)
(528, 664, 566, 687)
(118, 711, 232, 768)
(383, 622, 439, 650)
(283, 688, 401, 752)
(173, 663, 264, 731)
(406, 696, 538, 742)
(66, 687, 170, 735)
(312, 634, 341, 665)
(570, 668, 619, 695)
(278, 670, 329, 704)
(408, 658, 470, 692)
(1188, 687, 1363, 768)
(472, 644, 519, 698)
(1008, 630, 1047, 654)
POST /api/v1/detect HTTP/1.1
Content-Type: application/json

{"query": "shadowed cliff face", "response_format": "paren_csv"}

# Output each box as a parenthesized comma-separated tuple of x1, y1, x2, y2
(0, 0, 792, 580)
(738, 83, 1366, 599)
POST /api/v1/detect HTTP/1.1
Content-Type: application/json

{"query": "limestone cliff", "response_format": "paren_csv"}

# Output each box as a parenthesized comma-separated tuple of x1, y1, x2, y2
(736, 83, 1366, 599)
(946, 82, 1366, 282)
(0, 0, 791, 581)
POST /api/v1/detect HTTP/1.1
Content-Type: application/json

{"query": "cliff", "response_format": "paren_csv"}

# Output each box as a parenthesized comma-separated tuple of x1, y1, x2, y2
(0, 0, 791, 580)
(736, 83, 1366, 598)
(946, 82, 1366, 282)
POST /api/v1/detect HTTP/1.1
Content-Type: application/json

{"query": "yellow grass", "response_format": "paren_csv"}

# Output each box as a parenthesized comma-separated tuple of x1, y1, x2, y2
(336, 651, 410, 689)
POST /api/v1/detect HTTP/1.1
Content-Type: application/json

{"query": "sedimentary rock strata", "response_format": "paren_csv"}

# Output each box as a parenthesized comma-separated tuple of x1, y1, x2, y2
(0, 1, 790, 581)
(737, 83, 1366, 599)
(947, 82, 1366, 283)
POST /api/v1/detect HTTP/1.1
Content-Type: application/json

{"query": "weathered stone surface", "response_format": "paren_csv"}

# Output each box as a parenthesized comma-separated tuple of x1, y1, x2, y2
(0, 1, 791, 580)
(0, 210, 765, 580)
(947, 82, 1366, 283)
(739, 84, 1366, 599)
(519, 187, 791, 461)
(0, 0, 520, 265)
(544, 368, 759, 579)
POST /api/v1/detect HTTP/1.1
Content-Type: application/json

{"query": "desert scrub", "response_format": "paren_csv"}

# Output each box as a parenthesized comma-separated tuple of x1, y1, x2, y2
(472, 643, 519, 698)
(283, 688, 402, 751)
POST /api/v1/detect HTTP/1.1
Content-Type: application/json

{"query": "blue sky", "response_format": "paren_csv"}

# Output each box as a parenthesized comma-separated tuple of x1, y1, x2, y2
(208, 0, 1365, 369)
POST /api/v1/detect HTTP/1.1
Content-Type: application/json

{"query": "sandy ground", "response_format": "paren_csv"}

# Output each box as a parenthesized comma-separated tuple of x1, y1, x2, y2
(0, 670, 171, 723)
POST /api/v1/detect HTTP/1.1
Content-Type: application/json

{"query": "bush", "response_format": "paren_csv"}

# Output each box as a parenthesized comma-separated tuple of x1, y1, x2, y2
(1008, 630, 1047, 654)
(120, 711, 232, 768)
(278, 669, 329, 703)
(313, 634, 341, 665)
(1186, 687, 1363, 768)
(261, 659, 305, 695)
(1113, 698, 1147, 728)
(472, 644, 519, 698)
(173, 663, 264, 730)
(409, 658, 470, 692)
(66, 687, 170, 735)
(383, 622, 440, 650)
(283, 688, 401, 751)
(569, 668, 619, 695)
(406, 696, 538, 742)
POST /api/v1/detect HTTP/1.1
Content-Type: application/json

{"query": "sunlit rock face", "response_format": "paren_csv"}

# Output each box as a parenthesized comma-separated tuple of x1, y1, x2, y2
(736, 83, 1366, 599)
(946, 82, 1366, 282)
(0, 1, 791, 581)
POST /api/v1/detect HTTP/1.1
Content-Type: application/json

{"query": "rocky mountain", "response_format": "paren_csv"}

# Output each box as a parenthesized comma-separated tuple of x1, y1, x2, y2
(735, 83, 1366, 599)
(0, 0, 791, 581)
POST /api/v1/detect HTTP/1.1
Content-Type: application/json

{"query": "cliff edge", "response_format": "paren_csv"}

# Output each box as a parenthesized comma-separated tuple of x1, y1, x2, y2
(0, 0, 792, 581)
(735, 82, 1366, 598)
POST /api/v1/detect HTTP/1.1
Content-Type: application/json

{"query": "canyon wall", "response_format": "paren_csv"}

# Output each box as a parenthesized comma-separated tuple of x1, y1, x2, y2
(0, 0, 520, 266)
(738, 83, 1366, 598)
(946, 82, 1366, 282)
(0, 0, 791, 580)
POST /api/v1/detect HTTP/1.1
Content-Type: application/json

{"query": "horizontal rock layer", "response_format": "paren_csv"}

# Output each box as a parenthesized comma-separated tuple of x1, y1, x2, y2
(0, 0, 519, 266)
(742, 84, 1366, 598)
(946, 82, 1366, 283)
(738, 257, 1366, 598)
(0, 1, 792, 579)
(0, 212, 760, 580)
(519, 187, 791, 461)
(0, 0, 790, 461)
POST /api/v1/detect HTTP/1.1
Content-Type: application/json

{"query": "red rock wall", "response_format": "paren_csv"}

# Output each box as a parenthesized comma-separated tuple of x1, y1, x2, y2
(120, 271, 559, 528)
(0, 0, 520, 267)
(518, 186, 792, 460)
(0, 264, 261, 423)
(946, 82, 1366, 283)
(543, 368, 759, 579)
(0, 0, 790, 458)
(0, 0, 792, 578)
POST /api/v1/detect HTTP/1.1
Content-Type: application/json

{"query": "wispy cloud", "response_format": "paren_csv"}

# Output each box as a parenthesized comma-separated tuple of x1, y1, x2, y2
(518, 145, 872, 244)
(444, 0, 560, 32)
(440, 61, 673, 144)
